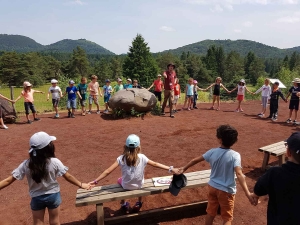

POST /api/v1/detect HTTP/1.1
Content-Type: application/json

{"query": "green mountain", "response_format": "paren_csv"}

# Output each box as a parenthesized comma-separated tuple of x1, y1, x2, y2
(44, 39, 114, 55)
(0, 34, 115, 55)
(0, 34, 43, 52)
(162, 39, 300, 58)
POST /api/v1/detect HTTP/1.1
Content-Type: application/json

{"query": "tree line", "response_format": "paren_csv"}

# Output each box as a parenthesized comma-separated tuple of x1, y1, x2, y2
(1, 34, 300, 91)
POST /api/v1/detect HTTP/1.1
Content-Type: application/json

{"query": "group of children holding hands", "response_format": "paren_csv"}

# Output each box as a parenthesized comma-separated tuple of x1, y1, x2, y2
(1, 124, 299, 225)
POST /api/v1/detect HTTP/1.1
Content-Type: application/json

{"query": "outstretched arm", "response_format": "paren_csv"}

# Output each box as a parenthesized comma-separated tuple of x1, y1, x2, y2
(235, 166, 256, 205)
(0, 175, 16, 190)
(220, 84, 230, 93)
(147, 83, 154, 90)
(63, 172, 92, 190)
(147, 160, 175, 173)
(14, 94, 22, 103)
(205, 83, 214, 91)
(245, 87, 254, 94)
(34, 90, 45, 94)
(89, 161, 119, 185)
(229, 86, 237, 93)
(0, 94, 14, 103)
(176, 155, 205, 174)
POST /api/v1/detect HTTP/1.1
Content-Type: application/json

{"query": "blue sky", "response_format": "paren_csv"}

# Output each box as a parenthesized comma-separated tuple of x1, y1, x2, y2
(0, 0, 299, 54)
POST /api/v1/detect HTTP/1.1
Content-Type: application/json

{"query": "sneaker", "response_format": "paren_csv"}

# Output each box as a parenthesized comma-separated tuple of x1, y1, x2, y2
(87, 111, 92, 114)
(82, 112, 86, 116)
(34, 118, 40, 121)
(27, 120, 32, 124)
(286, 118, 292, 123)
(235, 109, 240, 112)
(170, 114, 175, 118)
(0, 125, 8, 129)
(209, 106, 214, 110)
(71, 114, 75, 118)
(293, 120, 297, 124)
(68, 111, 71, 118)
(257, 113, 263, 116)
(194, 106, 198, 109)
(132, 201, 143, 213)
(55, 114, 59, 118)
(272, 117, 278, 121)
(121, 202, 130, 212)
(187, 108, 191, 111)
(240, 109, 244, 112)
(104, 109, 108, 113)
(216, 108, 220, 111)
(96, 110, 101, 114)
(161, 110, 165, 115)
(258, 114, 264, 118)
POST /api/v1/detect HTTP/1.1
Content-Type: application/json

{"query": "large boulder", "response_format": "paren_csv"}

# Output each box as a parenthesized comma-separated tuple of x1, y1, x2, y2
(0, 98, 17, 123)
(109, 88, 157, 112)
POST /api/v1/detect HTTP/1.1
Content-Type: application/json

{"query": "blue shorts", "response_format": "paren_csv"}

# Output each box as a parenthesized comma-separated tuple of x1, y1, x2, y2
(24, 102, 36, 114)
(30, 192, 62, 211)
(104, 95, 111, 103)
(67, 99, 77, 109)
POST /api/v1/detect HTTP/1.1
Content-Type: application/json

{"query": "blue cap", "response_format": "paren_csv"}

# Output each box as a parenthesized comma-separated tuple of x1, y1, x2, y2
(105, 79, 111, 83)
(126, 134, 140, 148)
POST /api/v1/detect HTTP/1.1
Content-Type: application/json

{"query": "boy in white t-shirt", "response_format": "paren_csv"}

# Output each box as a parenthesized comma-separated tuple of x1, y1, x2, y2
(47, 79, 62, 118)
(254, 78, 272, 117)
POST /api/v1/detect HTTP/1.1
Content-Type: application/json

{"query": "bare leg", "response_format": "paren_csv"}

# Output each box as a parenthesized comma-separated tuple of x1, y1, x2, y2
(33, 112, 37, 119)
(205, 214, 215, 225)
(72, 108, 75, 115)
(211, 95, 216, 108)
(48, 207, 61, 225)
(295, 110, 298, 121)
(289, 109, 293, 119)
(0, 118, 6, 128)
(237, 101, 241, 110)
(26, 114, 30, 121)
(182, 97, 188, 109)
(89, 104, 92, 111)
(32, 209, 45, 225)
(223, 221, 232, 225)
(54, 106, 58, 115)
(216, 96, 220, 109)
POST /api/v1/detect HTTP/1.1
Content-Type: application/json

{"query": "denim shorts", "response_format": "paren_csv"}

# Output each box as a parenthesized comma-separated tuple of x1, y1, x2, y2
(52, 99, 60, 107)
(89, 95, 99, 105)
(24, 102, 36, 114)
(104, 95, 111, 103)
(30, 192, 62, 211)
(67, 99, 77, 109)
(79, 99, 86, 107)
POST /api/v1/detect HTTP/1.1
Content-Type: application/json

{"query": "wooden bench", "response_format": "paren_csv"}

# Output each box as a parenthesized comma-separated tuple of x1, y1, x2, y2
(258, 141, 286, 171)
(76, 170, 211, 225)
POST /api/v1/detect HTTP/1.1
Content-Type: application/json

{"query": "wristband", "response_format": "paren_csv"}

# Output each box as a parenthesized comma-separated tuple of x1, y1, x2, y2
(168, 166, 174, 173)
(93, 180, 98, 184)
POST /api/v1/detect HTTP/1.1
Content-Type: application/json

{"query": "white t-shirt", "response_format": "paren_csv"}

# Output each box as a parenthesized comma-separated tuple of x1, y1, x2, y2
(12, 158, 68, 197)
(255, 85, 271, 97)
(237, 85, 245, 96)
(117, 153, 149, 190)
(48, 86, 62, 100)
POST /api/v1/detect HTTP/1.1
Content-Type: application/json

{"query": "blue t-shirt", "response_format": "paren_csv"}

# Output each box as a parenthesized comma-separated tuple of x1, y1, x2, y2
(103, 85, 113, 97)
(203, 147, 241, 194)
(289, 86, 300, 101)
(186, 84, 194, 96)
(66, 86, 78, 100)
(124, 84, 133, 89)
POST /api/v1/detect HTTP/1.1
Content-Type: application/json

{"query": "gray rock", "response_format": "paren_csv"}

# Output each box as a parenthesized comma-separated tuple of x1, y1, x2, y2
(109, 88, 157, 112)
(0, 98, 17, 123)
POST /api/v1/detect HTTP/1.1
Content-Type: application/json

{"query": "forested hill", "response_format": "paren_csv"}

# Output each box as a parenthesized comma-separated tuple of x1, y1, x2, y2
(162, 39, 300, 58)
(0, 34, 115, 55)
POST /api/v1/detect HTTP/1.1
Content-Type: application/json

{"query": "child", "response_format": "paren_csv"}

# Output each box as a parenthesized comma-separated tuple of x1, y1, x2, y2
(0, 131, 92, 225)
(229, 79, 253, 112)
(285, 78, 300, 124)
(124, 78, 133, 89)
(254, 78, 272, 117)
(205, 77, 230, 111)
(47, 79, 62, 118)
(77, 77, 88, 116)
(193, 80, 205, 109)
(176, 125, 255, 225)
(132, 80, 142, 88)
(173, 78, 181, 113)
(62, 80, 82, 118)
(114, 78, 124, 92)
(87, 75, 102, 114)
(89, 134, 175, 213)
(252, 131, 300, 224)
(147, 74, 164, 106)
(15, 81, 44, 124)
(103, 79, 113, 113)
(267, 81, 287, 121)
(0, 93, 15, 129)
(182, 78, 194, 110)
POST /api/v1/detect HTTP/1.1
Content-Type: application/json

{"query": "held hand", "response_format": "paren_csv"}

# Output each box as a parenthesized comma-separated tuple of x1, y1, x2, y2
(41, 92, 45, 94)
(100, 94, 103, 97)
(89, 181, 97, 186)
(248, 193, 259, 206)
(81, 183, 94, 190)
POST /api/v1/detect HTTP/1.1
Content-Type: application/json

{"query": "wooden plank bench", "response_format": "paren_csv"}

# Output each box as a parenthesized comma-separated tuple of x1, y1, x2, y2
(76, 170, 211, 225)
(258, 141, 286, 171)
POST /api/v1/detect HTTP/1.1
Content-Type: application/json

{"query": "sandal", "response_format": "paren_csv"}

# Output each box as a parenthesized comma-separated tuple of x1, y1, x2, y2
(132, 201, 143, 213)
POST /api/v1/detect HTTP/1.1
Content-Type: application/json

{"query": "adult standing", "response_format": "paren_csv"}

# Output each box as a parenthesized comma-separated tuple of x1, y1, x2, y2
(148, 74, 164, 106)
(162, 63, 176, 118)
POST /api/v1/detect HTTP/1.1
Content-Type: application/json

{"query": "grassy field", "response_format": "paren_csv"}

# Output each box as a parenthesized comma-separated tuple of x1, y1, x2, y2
(1, 84, 259, 115)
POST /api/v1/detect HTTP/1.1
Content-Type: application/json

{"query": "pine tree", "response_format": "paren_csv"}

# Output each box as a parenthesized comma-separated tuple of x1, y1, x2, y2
(123, 34, 159, 87)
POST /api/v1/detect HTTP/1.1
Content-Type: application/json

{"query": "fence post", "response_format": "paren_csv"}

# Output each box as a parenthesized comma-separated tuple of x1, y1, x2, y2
(10, 86, 17, 115)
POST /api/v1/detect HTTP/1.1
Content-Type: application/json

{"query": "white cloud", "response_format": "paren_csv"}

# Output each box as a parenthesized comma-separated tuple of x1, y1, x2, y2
(65, 0, 86, 5)
(210, 4, 224, 12)
(159, 26, 175, 32)
(183, 0, 298, 5)
(234, 29, 242, 33)
(243, 21, 253, 27)
(277, 16, 300, 23)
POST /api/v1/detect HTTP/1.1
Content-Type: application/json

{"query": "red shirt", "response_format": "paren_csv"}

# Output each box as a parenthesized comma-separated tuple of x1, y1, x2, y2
(153, 79, 163, 92)
(163, 71, 176, 90)
(174, 84, 180, 96)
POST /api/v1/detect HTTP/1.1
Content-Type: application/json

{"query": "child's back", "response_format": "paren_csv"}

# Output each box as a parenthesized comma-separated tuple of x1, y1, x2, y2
(203, 147, 240, 193)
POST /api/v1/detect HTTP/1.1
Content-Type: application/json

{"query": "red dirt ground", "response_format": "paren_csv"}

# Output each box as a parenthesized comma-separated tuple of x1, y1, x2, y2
(0, 100, 297, 225)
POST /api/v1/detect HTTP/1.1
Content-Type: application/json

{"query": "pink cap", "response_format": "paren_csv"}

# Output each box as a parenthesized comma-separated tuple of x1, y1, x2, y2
(193, 80, 198, 84)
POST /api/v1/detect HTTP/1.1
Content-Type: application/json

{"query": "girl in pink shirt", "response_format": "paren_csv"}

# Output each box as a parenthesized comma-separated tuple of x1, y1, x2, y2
(15, 81, 44, 124)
